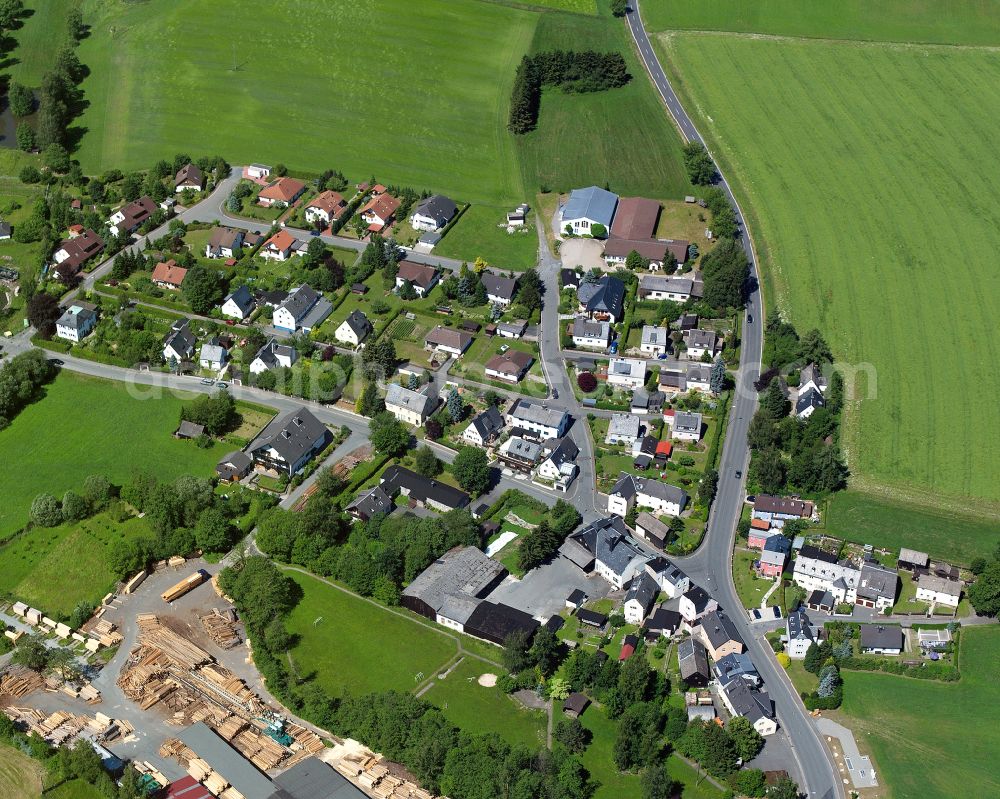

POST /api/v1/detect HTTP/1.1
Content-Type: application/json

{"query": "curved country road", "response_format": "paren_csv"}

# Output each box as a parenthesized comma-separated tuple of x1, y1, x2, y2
(625, 3, 842, 797)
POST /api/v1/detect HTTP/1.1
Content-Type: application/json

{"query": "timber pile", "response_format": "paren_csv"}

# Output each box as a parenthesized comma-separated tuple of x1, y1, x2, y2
(335, 753, 436, 799)
(232, 727, 286, 771)
(136, 615, 213, 669)
(200, 608, 242, 649)
(0, 668, 43, 699)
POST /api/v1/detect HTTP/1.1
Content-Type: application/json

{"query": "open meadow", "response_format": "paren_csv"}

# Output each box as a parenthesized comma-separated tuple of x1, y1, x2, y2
(6, 0, 77, 86)
(659, 32, 1000, 518)
(837, 626, 1000, 799)
(0, 372, 220, 540)
(642, 0, 1000, 45)
(0, 744, 42, 799)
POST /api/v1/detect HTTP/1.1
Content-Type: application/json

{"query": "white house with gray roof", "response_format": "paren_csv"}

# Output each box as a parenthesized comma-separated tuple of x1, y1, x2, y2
(671, 411, 702, 442)
(385, 382, 436, 426)
(607, 358, 646, 390)
(683, 328, 720, 360)
(572, 317, 611, 349)
(250, 337, 298, 374)
(638, 274, 704, 303)
(246, 406, 330, 476)
(640, 325, 669, 355)
(720, 678, 777, 737)
(482, 272, 518, 307)
(462, 406, 505, 447)
(221, 284, 255, 319)
(536, 436, 579, 491)
(506, 398, 569, 440)
(608, 472, 688, 518)
(199, 340, 228, 371)
(915, 574, 962, 608)
(605, 413, 641, 446)
(560, 516, 649, 590)
(55, 303, 97, 343)
(162, 319, 196, 363)
(560, 186, 618, 237)
(335, 309, 373, 347)
(624, 572, 659, 624)
(273, 284, 332, 333)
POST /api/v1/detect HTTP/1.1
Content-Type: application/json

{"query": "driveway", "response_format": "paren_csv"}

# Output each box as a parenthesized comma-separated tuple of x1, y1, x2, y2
(487, 555, 609, 620)
(559, 238, 606, 272)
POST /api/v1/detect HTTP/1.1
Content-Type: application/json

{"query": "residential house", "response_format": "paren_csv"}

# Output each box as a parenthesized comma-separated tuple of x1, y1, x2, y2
(162, 320, 196, 363)
(608, 472, 688, 518)
(785, 608, 814, 659)
(335, 310, 373, 347)
(259, 229, 301, 261)
(151, 259, 187, 290)
(720, 679, 777, 737)
(410, 194, 458, 231)
(174, 163, 203, 192)
(679, 585, 718, 625)
(798, 363, 828, 396)
(624, 572, 660, 624)
(536, 436, 579, 490)
(571, 317, 611, 349)
(603, 238, 677, 270)
(249, 337, 298, 374)
(485, 349, 534, 383)
(108, 196, 156, 236)
(607, 358, 646, 390)
(425, 326, 473, 358)
(51, 229, 105, 280)
(561, 269, 581, 291)
(246, 407, 331, 476)
(559, 516, 649, 590)
(915, 574, 962, 608)
(506, 399, 569, 440)
(714, 652, 760, 688)
(859, 624, 904, 655)
(221, 285, 255, 320)
(637, 274, 703, 302)
(273, 284, 332, 333)
(215, 451, 253, 483)
(462, 406, 505, 447)
(610, 196, 659, 239)
(792, 545, 860, 605)
(683, 329, 720, 360)
(605, 413, 641, 446)
(696, 610, 744, 660)
(55, 303, 97, 343)
(206, 227, 245, 259)
(381, 465, 470, 513)
(396, 260, 439, 297)
(359, 193, 401, 234)
(497, 436, 542, 473)
(644, 556, 690, 598)
(796, 387, 825, 419)
(752, 495, 815, 524)
(642, 606, 681, 640)
(678, 638, 710, 687)
(257, 176, 306, 208)
(245, 164, 271, 181)
(578, 275, 625, 323)
(560, 186, 618, 236)
(400, 546, 506, 632)
(384, 383, 436, 426)
(917, 628, 952, 652)
(199, 339, 228, 371)
(856, 562, 898, 611)
(659, 363, 713, 396)
(671, 411, 702, 442)
(346, 485, 395, 523)
(805, 590, 835, 614)
(507, 203, 530, 227)
(748, 523, 776, 550)
(640, 326, 669, 356)
(304, 191, 348, 226)
(630, 389, 665, 416)
(482, 272, 518, 307)
(757, 534, 791, 578)
(497, 320, 527, 339)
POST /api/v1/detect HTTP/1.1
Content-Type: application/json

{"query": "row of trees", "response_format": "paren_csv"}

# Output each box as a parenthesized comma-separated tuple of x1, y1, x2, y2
(968, 540, 1000, 616)
(180, 389, 239, 436)
(33, 6, 88, 151)
(509, 50, 630, 134)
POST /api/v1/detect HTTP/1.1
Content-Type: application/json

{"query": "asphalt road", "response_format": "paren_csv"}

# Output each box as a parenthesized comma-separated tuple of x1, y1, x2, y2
(626, 4, 841, 797)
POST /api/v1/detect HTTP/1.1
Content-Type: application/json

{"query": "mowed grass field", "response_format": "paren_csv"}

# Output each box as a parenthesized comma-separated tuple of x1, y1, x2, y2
(6, 0, 77, 86)
(515, 7, 694, 198)
(0, 371, 220, 540)
(642, 0, 1000, 45)
(0, 744, 42, 799)
(74, 0, 534, 203)
(435, 205, 540, 270)
(660, 33, 1000, 515)
(837, 626, 1000, 799)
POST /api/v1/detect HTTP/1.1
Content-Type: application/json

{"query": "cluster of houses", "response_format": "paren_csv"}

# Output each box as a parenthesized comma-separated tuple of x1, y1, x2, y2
(559, 516, 778, 736)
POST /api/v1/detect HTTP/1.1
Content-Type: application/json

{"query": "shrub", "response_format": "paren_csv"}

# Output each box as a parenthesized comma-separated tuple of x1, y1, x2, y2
(577, 371, 597, 392)
(776, 652, 791, 668)
(30, 493, 63, 527)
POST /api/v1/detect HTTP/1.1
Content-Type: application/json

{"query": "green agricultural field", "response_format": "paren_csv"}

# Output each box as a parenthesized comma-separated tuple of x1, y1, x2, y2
(74, 0, 535, 204)
(0, 371, 221, 539)
(516, 8, 693, 198)
(282, 570, 458, 697)
(526, 0, 598, 14)
(422, 658, 547, 750)
(660, 33, 1000, 515)
(0, 743, 42, 799)
(825, 490, 1000, 565)
(0, 512, 154, 615)
(642, 0, 1000, 45)
(838, 626, 1000, 799)
(435, 205, 540, 270)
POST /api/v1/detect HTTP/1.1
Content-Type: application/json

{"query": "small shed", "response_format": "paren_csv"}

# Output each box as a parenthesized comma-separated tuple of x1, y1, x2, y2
(351, 283, 368, 294)
(174, 420, 206, 439)
(576, 608, 607, 629)
(12, 601, 27, 616)
(563, 692, 590, 719)
(565, 589, 587, 610)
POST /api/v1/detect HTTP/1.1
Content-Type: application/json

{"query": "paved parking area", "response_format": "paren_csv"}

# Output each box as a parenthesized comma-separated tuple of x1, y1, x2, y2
(559, 238, 606, 272)
(815, 717, 879, 789)
(488, 555, 609, 620)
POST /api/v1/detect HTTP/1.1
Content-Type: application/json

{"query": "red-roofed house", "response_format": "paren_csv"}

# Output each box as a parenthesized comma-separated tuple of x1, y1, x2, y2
(152, 259, 188, 290)
(360, 193, 401, 234)
(257, 177, 306, 208)
(68, 224, 84, 237)
(655, 440, 672, 463)
(260, 229, 300, 261)
(304, 190, 347, 226)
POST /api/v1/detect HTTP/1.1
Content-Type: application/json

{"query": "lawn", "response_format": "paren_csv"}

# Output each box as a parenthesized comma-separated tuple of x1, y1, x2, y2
(43, 780, 105, 799)
(7, 0, 77, 86)
(660, 32, 1000, 515)
(0, 372, 222, 540)
(282, 570, 458, 697)
(0, 743, 42, 799)
(824, 490, 998, 566)
(422, 658, 547, 750)
(515, 8, 693, 199)
(74, 0, 534, 204)
(732, 547, 771, 610)
(837, 626, 1000, 799)
(435, 205, 539, 270)
(641, 0, 1000, 45)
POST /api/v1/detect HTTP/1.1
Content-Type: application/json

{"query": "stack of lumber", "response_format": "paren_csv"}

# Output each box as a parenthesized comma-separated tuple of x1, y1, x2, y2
(0, 668, 44, 699)
(203, 772, 229, 795)
(136, 615, 213, 669)
(200, 608, 242, 649)
(232, 727, 286, 771)
(287, 721, 324, 754)
(79, 683, 102, 704)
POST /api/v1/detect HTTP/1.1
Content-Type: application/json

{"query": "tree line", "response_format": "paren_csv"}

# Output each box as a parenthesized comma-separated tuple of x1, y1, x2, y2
(0, 349, 57, 429)
(509, 50, 630, 134)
